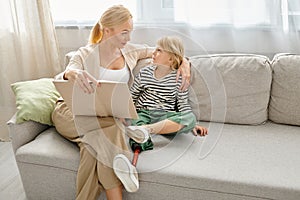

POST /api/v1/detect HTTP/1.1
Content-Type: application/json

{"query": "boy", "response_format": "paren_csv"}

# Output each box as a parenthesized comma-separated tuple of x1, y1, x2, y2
(113, 36, 208, 191)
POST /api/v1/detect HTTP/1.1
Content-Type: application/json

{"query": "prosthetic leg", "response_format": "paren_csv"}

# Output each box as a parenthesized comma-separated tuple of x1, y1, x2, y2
(131, 143, 142, 166)
(129, 138, 153, 167)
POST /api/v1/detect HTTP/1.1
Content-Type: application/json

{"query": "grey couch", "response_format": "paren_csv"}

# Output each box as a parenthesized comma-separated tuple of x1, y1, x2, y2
(8, 53, 300, 200)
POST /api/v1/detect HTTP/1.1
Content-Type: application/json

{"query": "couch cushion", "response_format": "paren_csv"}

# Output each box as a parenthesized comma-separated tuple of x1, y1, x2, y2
(136, 121, 300, 200)
(189, 54, 272, 125)
(269, 53, 300, 126)
(15, 128, 79, 171)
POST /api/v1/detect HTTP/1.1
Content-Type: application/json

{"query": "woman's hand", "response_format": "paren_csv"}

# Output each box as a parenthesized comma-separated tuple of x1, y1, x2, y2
(176, 57, 191, 91)
(192, 125, 208, 137)
(118, 118, 128, 126)
(64, 69, 99, 94)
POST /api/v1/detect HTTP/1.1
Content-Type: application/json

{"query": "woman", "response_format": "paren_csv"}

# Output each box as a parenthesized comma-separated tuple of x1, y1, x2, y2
(52, 5, 191, 200)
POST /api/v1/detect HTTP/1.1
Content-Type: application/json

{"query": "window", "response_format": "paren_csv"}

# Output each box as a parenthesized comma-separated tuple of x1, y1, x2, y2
(0, 0, 13, 31)
(50, 0, 300, 31)
(49, 0, 137, 26)
(282, 0, 300, 31)
(174, 0, 275, 28)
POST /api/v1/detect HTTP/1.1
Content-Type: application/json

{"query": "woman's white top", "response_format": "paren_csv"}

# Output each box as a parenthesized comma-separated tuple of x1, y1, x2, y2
(98, 64, 130, 83)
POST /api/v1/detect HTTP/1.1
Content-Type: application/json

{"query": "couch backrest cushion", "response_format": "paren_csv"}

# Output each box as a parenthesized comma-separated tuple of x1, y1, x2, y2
(269, 54, 300, 126)
(189, 54, 272, 125)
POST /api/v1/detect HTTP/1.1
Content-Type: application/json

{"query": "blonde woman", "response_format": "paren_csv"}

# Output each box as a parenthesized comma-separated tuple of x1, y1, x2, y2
(52, 5, 191, 200)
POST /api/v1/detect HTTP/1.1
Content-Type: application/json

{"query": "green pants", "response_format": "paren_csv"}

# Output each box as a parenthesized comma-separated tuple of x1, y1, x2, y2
(129, 109, 196, 151)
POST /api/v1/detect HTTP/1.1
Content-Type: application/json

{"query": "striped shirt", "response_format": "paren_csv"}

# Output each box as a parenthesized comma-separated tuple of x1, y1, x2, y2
(130, 65, 192, 112)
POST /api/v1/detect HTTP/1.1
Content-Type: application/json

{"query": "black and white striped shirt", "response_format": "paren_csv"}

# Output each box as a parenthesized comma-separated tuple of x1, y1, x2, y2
(130, 65, 192, 112)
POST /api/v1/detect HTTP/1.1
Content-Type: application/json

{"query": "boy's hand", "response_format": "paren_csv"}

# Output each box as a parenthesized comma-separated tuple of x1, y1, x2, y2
(193, 125, 208, 137)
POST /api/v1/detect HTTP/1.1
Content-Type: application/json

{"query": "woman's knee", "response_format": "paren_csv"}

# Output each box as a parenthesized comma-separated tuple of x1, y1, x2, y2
(52, 101, 78, 140)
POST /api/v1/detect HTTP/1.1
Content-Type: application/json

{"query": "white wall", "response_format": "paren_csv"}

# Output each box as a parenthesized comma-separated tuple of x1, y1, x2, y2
(56, 25, 300, 67)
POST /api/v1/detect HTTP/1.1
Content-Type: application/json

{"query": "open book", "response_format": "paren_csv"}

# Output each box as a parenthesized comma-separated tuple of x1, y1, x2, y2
(53, 80, 138, 119)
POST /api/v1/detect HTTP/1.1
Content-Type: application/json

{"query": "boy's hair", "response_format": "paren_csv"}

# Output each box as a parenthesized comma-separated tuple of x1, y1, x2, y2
(157, 36, 184, 70)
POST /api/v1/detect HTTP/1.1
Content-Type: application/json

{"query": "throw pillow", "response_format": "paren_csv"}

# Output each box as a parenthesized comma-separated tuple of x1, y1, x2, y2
(11, 78, 61, 125)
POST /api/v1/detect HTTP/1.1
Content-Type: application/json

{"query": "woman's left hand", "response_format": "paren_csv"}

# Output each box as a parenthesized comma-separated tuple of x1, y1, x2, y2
(192, 125, 208, 137)
(176, 57, 191, 91)
(118, 118, 128, 126)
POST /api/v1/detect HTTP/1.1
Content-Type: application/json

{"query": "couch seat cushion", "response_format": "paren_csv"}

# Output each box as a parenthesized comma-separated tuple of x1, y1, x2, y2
(15, 128, 79, 171)
(136, 121, 300, 200)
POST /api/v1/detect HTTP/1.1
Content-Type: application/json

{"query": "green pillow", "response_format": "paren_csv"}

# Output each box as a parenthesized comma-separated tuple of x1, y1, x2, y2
(11, 78, 61, 125)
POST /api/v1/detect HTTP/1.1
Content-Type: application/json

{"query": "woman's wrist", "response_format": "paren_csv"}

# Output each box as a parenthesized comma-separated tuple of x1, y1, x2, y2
(184, 56, 191, 67)
(63, 70, 69, 80)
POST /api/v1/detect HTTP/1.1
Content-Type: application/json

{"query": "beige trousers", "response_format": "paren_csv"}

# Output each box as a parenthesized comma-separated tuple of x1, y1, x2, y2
(52, 101, 130, 200)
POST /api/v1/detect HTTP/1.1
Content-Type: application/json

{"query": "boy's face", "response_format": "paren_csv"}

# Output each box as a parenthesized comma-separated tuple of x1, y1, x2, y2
(152, 47, 172, 67)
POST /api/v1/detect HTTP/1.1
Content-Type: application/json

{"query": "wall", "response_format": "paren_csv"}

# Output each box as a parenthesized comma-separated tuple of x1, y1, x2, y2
(55, 24, 300, 68)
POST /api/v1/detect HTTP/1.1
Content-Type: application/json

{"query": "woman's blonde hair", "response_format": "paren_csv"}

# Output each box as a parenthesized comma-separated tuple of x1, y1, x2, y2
(89, 5, 132, 44)
(157, 36, 184, 70)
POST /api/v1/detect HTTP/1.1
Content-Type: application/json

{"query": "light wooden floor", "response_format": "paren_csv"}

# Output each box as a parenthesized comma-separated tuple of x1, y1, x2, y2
(0, 142, 27, 200)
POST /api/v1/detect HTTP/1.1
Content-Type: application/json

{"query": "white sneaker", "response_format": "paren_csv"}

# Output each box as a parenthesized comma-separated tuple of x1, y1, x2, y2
(126, 126, 150, 143)
(113, 154, 139, 193)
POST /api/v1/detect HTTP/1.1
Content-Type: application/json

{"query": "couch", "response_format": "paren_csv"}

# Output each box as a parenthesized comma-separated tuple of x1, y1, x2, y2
(7, 52, 300, 200)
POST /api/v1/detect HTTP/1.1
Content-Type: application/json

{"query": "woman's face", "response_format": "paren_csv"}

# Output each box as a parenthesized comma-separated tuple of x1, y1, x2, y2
(105, 18, 133, 48)
(152, 47, 172, 68)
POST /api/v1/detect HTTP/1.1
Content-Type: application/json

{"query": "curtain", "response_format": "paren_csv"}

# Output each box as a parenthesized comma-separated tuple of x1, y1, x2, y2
(0, 0, 61, 141)
(172, 0, 300, 57)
